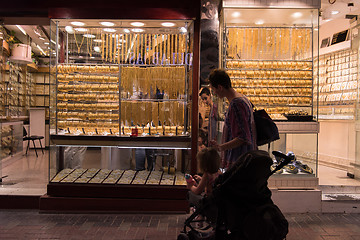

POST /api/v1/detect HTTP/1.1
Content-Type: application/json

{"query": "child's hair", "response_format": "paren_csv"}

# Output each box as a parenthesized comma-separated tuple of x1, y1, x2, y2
(199, 87, 211, 96)
(197, 147, 220, 174)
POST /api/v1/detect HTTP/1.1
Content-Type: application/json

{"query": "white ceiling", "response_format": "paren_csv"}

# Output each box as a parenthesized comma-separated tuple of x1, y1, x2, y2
(320, 0, 360, 23)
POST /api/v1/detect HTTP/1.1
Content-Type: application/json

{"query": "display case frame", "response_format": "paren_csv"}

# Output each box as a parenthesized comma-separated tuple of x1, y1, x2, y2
(44, 4, 201, 211)
(220, 7, 320, 187)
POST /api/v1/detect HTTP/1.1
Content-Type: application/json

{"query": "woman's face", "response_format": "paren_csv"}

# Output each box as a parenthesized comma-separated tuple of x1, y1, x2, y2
(200, 93, 211, 106)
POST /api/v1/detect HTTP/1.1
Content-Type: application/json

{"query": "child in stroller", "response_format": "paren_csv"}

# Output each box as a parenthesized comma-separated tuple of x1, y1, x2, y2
(187, 147, 221, 211)
(178, 150, 291, 240)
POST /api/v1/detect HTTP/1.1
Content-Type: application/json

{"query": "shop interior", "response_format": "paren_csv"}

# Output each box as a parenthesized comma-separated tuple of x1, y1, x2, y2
(1, 0, 360, 201)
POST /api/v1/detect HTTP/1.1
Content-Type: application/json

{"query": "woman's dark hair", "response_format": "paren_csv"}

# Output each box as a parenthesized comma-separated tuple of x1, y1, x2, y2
(208, 69, 231, 89)
(199, 87, 211, 96)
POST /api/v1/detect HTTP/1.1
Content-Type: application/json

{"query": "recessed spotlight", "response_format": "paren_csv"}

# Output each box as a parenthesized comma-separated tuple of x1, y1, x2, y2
(93, 39, 102, 43)
(65, 26, 74, 34)
(83, 34, 96, 38)
(255, 20, 264, 25)
(291, 12, 303, 18)
(71, 21, 85, 26)
(232, 12, 241, 18)
(331, 10, 340, 15)
(180, 27, 187, 33)
(161, 22, 175, 27)
(124, 29, 130, 33)
(100, 22, 115, 27)
(103, 28, 116, 33)
(131, 28, 144, 33)
(131, 22, 145, 27)
(75, 28, 88, 32)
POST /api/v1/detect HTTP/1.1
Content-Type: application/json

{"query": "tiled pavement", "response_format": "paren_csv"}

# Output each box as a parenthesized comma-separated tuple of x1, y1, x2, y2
(0, 210, 360, 239)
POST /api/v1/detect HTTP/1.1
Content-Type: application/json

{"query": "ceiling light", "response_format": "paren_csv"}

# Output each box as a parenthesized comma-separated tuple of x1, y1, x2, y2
(162, 22, 175, 27)
(94, 46, 101, 52)
(131, 28, 144, 33)
(131, 22, 145, 27)
(100, 22, 115, 27)
(16, 25, 27, 35)
(255, 20, 264, 25)
(103, 28, 116, 33)
(291, 12, 303, 18)
(83, 34, 96, 38)
(65, 26, 74, 34)
(232, 12, 241, 18)
(51, 39, 56, 44)
(34, 29, 41, 36)
(75, 28, 88, 32)
(36, 45, 46, 55)
(44, 42, 49, 45)
(93, 39, 102, 43)
(124, 29, 130, 33)
(180, 27, 187, 33)
(331, 10, 340, 15)
(71, 21, 85, 26)
(39, 37, 45, 40)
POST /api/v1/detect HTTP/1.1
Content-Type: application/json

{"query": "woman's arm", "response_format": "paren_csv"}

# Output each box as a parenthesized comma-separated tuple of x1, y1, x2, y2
(218, 137, 246, 151)
(210, 137, 247, 152)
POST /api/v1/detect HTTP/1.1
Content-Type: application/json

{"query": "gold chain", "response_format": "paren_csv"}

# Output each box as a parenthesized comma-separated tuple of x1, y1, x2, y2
(73, 31, 85, 54)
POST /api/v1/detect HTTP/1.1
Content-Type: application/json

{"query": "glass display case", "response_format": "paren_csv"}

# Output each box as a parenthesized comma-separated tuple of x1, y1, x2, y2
(0, 121, 23, 161)
(222, 8, 318, 120)
(220, 8, 319, 186)
(50, 20, 193, 138)
(48, 19, 196, 194)
(315, 49, 358, 119)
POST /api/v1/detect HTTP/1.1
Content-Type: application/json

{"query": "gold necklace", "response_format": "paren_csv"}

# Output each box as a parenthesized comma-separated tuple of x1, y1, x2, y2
(74, 32, 85, 54)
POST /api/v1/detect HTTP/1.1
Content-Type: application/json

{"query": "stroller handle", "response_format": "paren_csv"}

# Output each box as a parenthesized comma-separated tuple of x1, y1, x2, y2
(270, 151, 293, 176)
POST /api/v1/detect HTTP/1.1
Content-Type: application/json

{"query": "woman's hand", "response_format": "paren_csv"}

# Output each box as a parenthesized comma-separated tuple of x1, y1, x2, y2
(209, 140, 220, 150)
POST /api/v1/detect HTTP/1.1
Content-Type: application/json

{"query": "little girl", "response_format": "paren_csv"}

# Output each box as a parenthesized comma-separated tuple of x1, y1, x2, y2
(187, 147, 221, 196)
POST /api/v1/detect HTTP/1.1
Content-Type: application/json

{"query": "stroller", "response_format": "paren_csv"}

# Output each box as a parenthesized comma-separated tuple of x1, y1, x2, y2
(178, 150, 292, 240)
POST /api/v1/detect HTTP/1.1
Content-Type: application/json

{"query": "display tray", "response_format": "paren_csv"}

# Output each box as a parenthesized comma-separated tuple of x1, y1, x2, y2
(51, 168, 187, 186)
(47, 179, 188, 200)
(284, 115, 313, 121)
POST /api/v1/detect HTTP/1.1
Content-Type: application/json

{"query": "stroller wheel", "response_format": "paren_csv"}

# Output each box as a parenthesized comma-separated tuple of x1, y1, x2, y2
(177, 233, 190, 240)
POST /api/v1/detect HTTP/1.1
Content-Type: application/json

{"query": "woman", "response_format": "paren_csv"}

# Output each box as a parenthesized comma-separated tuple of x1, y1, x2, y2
(208, 69, 257, 169)
(199, 87, 218, 145)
